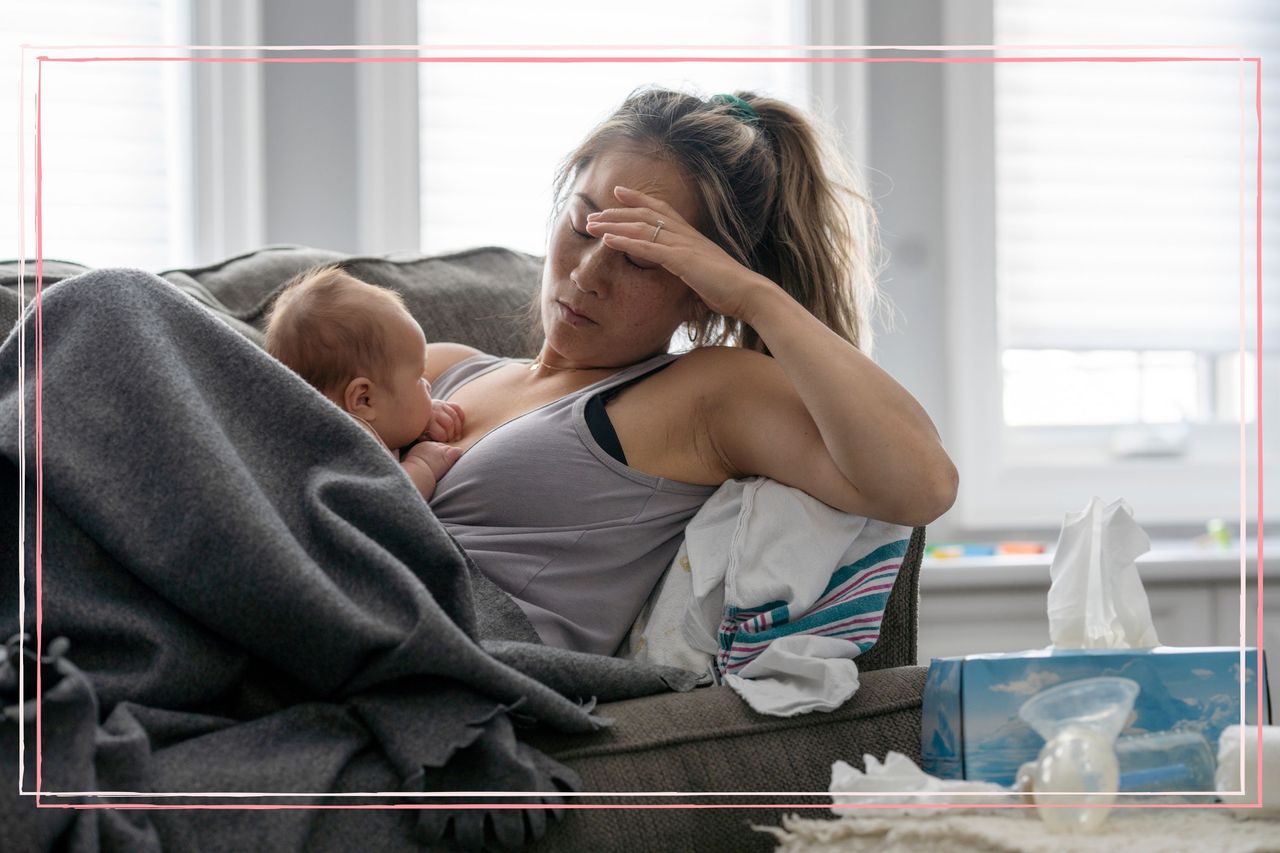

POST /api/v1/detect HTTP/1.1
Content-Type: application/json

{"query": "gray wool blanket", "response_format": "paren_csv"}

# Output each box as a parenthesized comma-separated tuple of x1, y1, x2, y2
(0, 269, 698, 851)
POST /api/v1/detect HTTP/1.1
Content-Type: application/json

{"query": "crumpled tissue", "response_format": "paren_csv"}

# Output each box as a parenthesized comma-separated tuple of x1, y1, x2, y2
(830, 751, 1020, 816)
(1048, 496, 1160, 649)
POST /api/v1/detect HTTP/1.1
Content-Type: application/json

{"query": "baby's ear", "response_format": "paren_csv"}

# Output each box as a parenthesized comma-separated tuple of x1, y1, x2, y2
(343, 377, 375, 418)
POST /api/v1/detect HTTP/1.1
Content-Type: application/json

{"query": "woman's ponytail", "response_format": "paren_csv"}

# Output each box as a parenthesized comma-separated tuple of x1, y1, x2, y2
(748, 95, 887, 357)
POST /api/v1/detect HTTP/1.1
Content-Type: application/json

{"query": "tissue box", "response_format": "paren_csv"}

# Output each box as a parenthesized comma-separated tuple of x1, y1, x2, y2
(921, 646, 1271, 785)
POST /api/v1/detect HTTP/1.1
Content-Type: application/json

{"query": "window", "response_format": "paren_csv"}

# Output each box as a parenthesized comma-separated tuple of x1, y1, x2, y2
(995, 4, 1275, 431)
(1002, 350, 1256, 428)
(944, 0, 1277, 529)
(415, 0, 810, 256)
(3, 0, 194, 271)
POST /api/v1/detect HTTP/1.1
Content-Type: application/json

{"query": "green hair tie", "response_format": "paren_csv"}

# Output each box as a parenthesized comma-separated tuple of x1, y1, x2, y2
(710, 93, 760, 126)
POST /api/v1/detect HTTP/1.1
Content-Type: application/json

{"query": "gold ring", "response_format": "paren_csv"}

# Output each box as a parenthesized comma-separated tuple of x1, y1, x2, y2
(651, 221, 665, 243)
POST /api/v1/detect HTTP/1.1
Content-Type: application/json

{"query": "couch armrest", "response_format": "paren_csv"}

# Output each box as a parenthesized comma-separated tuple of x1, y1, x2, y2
(857, 525, 925, 672)
(527, 665, 926, 788)
(524, 665, 927, 851)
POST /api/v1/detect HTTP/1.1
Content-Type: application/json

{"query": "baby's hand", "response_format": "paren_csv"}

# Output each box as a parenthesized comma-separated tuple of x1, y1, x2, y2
(404, 440, 463, 483)
(424, 400, 465, 442)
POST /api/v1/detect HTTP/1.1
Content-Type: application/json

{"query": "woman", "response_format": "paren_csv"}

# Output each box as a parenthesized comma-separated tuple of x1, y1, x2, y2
(423, 87, 957, 657)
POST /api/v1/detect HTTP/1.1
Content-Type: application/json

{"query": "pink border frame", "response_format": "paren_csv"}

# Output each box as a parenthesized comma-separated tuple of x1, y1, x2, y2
(15, 44, 1267, 817)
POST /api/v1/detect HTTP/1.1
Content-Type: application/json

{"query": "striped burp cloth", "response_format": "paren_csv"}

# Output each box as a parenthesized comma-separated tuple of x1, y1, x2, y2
(716, 536, 909, 676)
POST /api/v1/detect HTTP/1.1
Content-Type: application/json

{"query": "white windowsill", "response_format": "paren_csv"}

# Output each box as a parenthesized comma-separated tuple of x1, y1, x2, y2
(921, 538, 1263, 590)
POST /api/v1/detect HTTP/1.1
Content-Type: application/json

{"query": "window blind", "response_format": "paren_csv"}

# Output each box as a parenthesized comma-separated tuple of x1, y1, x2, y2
(1, 0, 191, 271)
(417, 0, 808, 256)
(994, 0, 1277, 352)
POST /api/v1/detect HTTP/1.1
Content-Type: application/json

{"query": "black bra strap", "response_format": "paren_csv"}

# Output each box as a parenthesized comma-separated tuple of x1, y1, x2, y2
(584, 360, 678, 465)
(584, 394, 627, 464)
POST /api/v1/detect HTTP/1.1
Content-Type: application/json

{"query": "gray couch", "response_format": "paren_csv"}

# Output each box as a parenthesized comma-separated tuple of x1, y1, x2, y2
(0, 246, 928, 852)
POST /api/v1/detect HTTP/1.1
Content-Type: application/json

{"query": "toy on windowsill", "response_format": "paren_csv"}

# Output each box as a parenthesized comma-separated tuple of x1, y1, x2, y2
(1191, 517, 1233, 550)
(926, 541, 1047, 559)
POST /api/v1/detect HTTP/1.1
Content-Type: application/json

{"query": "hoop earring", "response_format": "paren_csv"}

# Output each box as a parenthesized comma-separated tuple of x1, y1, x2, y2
(686, 324, 698, 344)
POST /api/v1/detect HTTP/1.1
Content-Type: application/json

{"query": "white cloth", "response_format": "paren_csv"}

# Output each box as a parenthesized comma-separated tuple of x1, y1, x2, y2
(683, 478, 869, 621)
(724, 635, 861, 717)
(621, 541, 716, 678)
(623, 477, 911, 716)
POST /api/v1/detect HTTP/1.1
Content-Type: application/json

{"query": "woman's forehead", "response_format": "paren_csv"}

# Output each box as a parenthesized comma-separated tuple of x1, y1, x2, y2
(573, 148, 700, 225)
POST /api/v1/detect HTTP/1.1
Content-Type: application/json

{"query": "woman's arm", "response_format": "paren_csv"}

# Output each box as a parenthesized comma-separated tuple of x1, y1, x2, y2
(707, 290, 957, 527)
(590, 185, 958, 527)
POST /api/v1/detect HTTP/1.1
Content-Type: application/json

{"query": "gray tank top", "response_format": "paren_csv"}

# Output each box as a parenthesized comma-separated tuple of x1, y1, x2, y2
(428, 352, 718, 656)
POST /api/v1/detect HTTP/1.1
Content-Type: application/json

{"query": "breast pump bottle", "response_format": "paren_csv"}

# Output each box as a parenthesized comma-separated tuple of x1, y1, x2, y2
(1015, 676, 1140, 833)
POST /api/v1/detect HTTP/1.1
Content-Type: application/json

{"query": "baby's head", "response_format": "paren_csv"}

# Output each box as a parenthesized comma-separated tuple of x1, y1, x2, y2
(266, 265, 433, 451)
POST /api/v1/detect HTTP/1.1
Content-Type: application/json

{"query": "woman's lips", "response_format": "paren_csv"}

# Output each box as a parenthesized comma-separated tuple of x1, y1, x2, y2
(557, 301, 595, 326)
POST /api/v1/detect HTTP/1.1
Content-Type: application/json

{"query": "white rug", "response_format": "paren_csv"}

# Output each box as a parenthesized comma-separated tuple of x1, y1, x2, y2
(757, 810, 1280, 853)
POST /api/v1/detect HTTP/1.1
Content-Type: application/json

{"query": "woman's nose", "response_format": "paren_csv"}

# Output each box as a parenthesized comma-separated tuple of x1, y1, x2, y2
(570, 242, 610, 295)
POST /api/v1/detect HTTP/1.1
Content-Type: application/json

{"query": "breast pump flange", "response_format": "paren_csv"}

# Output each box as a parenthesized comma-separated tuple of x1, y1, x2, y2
(1016, 676, 1140, 833)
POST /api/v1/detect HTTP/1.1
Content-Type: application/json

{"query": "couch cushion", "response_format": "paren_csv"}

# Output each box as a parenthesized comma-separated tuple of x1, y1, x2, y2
(157, 244, 545, 356)
(341, 250, 544, 358)
(524, 665, 927, 852)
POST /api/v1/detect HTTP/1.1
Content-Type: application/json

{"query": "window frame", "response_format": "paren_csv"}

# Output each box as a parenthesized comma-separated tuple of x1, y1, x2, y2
(190, 0, 266, 263)
(941, 0, 1265, 530)
(354, 0, 420, 255)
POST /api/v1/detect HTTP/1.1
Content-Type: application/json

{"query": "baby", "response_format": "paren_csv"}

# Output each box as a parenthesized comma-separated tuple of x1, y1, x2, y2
(265, 265, 464, 500)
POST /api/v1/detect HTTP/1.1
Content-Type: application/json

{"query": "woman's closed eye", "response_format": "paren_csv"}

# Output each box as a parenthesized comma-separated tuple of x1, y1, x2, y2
(571, 220, 647, 270)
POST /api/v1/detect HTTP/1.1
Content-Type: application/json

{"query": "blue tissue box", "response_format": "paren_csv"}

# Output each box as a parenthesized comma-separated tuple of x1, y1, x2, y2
(921, 647, 1271, 785)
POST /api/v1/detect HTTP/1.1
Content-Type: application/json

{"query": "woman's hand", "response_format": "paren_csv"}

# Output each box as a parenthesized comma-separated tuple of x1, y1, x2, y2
(423, 400, 465, 443)
(584, 185, 774, 323)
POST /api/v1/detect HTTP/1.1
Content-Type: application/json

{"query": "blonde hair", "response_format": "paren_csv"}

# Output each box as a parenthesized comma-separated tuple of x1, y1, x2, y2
(550, 86, 887, 356)
(265, 265, 410, 396)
